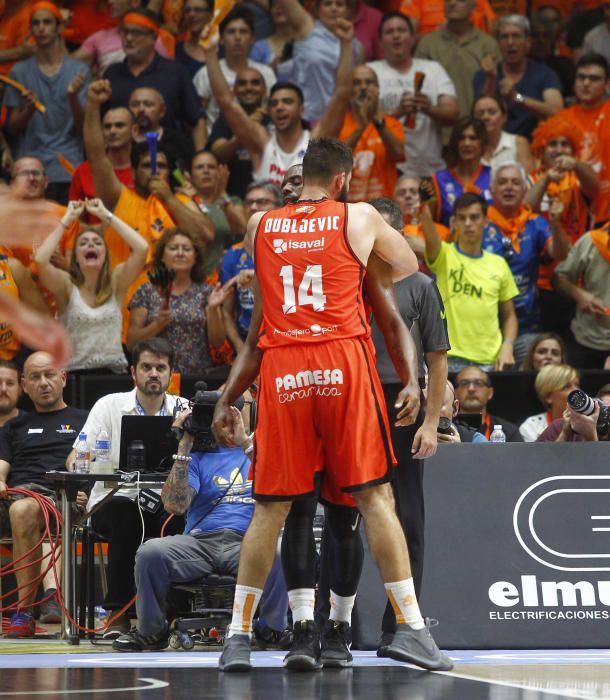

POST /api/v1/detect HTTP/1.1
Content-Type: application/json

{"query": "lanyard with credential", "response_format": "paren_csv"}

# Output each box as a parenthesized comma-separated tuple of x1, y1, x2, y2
(134, 397, 168, 416)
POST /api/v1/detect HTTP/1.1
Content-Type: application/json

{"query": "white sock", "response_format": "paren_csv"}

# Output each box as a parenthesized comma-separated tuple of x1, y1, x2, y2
(227, 584, 262, 638)
(288, 588, 315, 623)
(384, 578, 425, 630)
(329, 591, 356, 624)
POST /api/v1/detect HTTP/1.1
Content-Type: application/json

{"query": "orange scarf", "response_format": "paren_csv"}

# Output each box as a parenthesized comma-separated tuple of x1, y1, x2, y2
(590, 225, 610, 264)
(486, 204, 532, 255)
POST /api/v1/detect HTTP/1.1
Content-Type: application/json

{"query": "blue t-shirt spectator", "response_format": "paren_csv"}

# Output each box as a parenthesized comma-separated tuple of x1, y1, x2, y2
(473, 60, 562, 139)
(3, 57, 90, 185)
(186, 446, 254, 536)
(220, 245, 254, 338)
(483, 215, 551, 333)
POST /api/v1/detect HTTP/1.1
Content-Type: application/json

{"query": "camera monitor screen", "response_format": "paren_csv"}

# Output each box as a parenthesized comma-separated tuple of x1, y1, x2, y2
(118, 416, 178, 473)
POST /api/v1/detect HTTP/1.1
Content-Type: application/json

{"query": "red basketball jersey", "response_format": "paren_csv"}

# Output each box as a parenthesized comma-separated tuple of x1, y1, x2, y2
(254, 199, 370, 349)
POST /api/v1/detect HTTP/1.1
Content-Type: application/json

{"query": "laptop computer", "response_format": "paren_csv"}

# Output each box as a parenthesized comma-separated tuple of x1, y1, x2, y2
(118, 415, 178, 473)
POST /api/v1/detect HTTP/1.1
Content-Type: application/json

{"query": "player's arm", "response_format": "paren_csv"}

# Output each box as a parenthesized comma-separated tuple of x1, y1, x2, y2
(353, 204, 417, 281)
(9, 257, 50, 315)
(364, 254, 420, 427)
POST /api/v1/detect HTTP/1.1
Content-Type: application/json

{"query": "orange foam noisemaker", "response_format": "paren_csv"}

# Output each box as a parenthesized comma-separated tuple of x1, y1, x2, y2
(199, 0, 237, 49)
(0, 76, 46, 114)
(56, 153, 76, 176)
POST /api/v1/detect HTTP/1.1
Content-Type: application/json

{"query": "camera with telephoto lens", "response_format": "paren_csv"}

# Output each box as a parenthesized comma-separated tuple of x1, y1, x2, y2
(181, 381, 244, 451)
(567, 389, 610, 438)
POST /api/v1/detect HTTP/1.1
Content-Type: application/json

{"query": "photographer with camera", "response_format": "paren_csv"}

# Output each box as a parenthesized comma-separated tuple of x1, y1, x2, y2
(113, 393, 288, 652)
(537, 385, 610, 443)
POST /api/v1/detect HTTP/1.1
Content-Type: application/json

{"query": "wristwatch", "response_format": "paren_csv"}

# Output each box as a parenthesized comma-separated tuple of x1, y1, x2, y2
(373, 117, 386, 131)
(514, 92, 525, 105)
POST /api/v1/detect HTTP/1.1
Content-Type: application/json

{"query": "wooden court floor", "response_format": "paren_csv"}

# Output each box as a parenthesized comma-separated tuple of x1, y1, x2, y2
(0, 644, 609, 699)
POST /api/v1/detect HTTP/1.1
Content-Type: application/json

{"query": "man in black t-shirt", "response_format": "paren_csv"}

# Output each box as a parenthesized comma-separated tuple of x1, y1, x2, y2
(0, 352, 87, 638)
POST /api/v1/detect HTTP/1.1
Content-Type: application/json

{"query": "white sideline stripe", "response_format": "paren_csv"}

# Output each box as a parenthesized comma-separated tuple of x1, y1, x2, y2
(0, 677, 168, 696)
(441, 670, 610, 700)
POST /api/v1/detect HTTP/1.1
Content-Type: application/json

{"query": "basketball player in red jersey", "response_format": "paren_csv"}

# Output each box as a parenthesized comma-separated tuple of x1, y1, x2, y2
(213, 138, 452, 672)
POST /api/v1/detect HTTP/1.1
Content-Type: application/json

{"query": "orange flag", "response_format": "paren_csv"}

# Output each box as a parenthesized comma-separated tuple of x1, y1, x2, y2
(199, 0, 237, 49)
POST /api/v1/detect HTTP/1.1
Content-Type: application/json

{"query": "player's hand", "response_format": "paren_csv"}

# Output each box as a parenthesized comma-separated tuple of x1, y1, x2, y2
(76, 491, 89, 509)
(2, 300, 72, 368)
(411, 424, 438, 459)
(394, 384, 420, 427)
(212, 399, 236, 447)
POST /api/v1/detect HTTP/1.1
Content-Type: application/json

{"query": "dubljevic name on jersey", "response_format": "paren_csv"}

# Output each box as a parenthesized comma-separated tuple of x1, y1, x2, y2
(264, 215, 340, 235)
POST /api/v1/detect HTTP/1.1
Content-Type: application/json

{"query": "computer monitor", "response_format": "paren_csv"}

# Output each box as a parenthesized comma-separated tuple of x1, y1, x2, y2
(118, 416, 178, 473)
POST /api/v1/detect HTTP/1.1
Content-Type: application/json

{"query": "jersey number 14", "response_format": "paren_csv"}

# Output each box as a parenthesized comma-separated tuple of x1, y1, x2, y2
(280, 265, 327, 314)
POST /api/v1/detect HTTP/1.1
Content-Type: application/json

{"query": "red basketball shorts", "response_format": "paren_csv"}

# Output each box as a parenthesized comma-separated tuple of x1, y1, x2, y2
(252, 337, 396, 505)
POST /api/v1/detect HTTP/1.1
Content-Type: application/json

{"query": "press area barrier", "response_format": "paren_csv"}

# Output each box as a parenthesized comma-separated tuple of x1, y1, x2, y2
(352, 442, 610, 649)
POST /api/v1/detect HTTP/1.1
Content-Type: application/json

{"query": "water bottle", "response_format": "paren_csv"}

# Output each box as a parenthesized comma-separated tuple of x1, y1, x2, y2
(94, 605, 108, 630)
(92, 429, 113, 473)
(490, 425, 506, 443)
(74, 431, 90, 474)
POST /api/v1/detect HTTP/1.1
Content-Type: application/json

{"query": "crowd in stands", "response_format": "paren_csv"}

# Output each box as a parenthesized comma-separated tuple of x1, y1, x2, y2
(0, 0, 608, 641)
